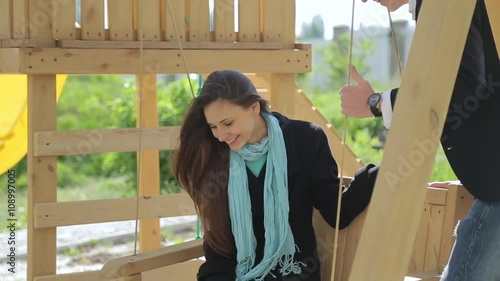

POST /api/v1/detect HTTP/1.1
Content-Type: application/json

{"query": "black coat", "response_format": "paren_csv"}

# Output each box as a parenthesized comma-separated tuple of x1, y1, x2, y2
(388, 0, 500, 201)
(197, 112, 378, 281)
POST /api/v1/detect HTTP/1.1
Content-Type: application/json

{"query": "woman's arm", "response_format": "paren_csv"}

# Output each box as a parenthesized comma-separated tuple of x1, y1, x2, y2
(310, 126, 378, 229)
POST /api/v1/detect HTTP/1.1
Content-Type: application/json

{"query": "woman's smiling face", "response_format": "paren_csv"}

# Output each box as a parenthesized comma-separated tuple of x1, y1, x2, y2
(204, 99, 265, 151)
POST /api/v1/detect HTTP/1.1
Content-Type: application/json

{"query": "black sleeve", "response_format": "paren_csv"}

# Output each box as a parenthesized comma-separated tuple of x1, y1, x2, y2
(310, 126, 378, 229)
(197, 241, 236, 281)
(389, 0, 491, 123)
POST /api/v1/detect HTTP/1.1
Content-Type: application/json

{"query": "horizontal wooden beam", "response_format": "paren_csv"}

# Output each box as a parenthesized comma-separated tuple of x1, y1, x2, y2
(34, 126, 180, 156)
(11, 48, 311, 74)
(1, 39, 36, 48)
(33, 270, 142, 281)
(57, 40, 284, 50)
(34, 271, 140, 281)
(425, 187, 448, 206)
(100, 239, 204, 279)
(34, 193, 196, 228)
(0, 48, 21, 72)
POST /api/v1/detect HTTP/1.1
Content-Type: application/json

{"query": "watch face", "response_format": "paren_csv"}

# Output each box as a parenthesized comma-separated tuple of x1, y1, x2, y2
(368, 94, 381, 106)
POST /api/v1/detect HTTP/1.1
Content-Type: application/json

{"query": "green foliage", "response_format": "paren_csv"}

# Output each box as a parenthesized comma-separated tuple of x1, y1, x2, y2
(309, 91, 457, 181)
(100, 78, 196, 193)
(299, 14, 325, 40)
(308, 93, 384, 165)
(2, 75, 194, 194)
(317, 34, 375, 92)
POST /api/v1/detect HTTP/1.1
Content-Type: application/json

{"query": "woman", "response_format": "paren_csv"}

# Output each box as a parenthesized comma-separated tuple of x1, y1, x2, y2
(172, 70, 378, 281)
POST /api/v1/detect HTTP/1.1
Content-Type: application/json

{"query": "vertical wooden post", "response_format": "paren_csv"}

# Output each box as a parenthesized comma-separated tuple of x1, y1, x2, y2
(347, 1, 477, 280)
(12, 0, 28, 39)
(238, 0, 259, 42)
(0, 0, 11, 40)
(189, 0, 210, 42)
(138, 0, 161, 41)
(81, 0, 105, 40)
(27, 1, 57, 280)
(163, 0, 186, 42)
(108, 0, 134, 40)
(136, 74, 161, 252)
(263, 0, 296, 117)
(214, 0, 234, 41)
(52, 0, 76, 39)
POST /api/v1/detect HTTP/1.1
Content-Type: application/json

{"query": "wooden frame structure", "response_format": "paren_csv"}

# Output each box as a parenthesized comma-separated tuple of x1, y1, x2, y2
(0, 0, 497, 280)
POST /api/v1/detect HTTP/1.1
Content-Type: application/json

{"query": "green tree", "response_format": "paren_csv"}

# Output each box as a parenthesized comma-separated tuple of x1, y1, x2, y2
(318, 33, 374, 91)
(299, 14, 325, 39)
(101, 78, 196, 194)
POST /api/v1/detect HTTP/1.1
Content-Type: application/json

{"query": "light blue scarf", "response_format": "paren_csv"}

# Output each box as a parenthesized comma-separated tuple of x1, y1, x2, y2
(228, 113, 302, 281)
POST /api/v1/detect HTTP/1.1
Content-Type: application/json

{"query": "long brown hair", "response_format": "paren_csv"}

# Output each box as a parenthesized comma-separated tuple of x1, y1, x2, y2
(172, 70, 270, 257)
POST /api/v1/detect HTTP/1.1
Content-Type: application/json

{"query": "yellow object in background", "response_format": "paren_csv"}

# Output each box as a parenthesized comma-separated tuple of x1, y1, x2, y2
(0, 75, 67, 175)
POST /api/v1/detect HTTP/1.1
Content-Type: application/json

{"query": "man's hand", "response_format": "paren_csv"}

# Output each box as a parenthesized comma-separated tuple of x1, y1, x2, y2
(361, 0, 409, 12)
(339, 65, 376, 118)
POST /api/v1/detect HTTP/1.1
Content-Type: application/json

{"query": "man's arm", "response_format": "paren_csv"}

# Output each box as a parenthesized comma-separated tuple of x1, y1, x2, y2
(339, 66, 398, 128)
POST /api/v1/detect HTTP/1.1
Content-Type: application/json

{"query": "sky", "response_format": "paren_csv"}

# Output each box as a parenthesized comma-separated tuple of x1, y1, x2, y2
(295, 0, 415, 39)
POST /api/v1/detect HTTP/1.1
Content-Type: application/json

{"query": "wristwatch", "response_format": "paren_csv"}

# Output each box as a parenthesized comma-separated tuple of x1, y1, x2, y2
(367, 92, 383, 117)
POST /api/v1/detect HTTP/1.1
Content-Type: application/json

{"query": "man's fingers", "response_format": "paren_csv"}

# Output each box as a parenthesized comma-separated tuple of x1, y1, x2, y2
(350, 65, 366, 85)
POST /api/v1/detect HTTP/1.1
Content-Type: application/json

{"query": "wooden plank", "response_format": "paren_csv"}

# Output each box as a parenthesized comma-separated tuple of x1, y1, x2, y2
(334, 186, 446, 281)
(34, 193, 196, 228)
(295, 90, 362, 176)
(108, 0, 134, 40)
(56, 39, 282, 49)
(246, 73, 270, 88)
(214, 0, 234, 41)
(334, 211, 366, 281)
(0, 48, 20, 73)
(425, 187, 447, 205)
(34, 271, 141, 281)
(101, 239, 204, 279)
(136, 74, 161, 252)
(138, 0, 161, 41)
(142, 260, 204, 281)
(81, 0, 105, 40)
(28, 74, 58, 281)
(423, 205, 445, 272)
(269, 73, 295, 117)
(163, 0, 186, 41)
(27, 1, 57, 280)
(12, 0, 28, 39)
(34, 126, 181, 156)
(22, 48, 311, 74)
(0, 0, 10, 40)
(0, 38, 36, 47)
(189, 0, 210, 41)
(52, 0, 76, 39)
(262, 0, 295, 48)
(313, 210, 337, 281)
(407, 204, 430, 274)
(347, 0, 477, 280)
(313, 176, 353, 281)
(238, 0, 260, 42)
(485, 0, 500, 56)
